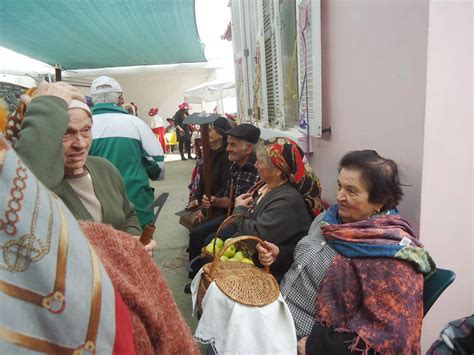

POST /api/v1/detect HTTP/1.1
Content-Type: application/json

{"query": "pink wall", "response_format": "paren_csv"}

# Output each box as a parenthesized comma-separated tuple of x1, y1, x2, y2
(419, 0, 473, 350)
(313, 0, 472, 350)
(313, 0, 430, 233)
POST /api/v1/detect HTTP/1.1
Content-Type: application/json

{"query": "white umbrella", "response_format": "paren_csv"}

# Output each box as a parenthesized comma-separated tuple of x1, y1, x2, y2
(184, 80, 235, 114)
(183, 80, 235, 103)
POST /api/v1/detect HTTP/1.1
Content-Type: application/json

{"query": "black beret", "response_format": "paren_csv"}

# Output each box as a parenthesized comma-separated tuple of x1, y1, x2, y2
(226, 124, 260, 144)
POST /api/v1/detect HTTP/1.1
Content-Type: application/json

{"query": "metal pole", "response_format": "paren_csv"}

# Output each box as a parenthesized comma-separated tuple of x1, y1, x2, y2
(55, 65, 62, 82)
(219, 90, 225, 114)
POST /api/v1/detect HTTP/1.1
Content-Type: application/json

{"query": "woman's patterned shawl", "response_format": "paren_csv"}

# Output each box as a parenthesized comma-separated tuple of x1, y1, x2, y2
(0, 136, 120, 353)
(315, 204, 435, 354)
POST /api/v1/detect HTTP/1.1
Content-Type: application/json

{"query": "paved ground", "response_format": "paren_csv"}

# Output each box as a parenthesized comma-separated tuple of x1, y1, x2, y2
(150, 152, 199, 332)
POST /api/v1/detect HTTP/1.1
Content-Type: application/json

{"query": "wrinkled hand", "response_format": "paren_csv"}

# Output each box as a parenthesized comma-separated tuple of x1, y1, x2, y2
(201, 194, 215, 209)
(35, 81, 86, 106)
(144, 239, 157, 256)
(234, 192, 253, 208)
(193, 209, 205, 224)
(188, 199, 199, 209)
(297, 336, 307, 355)
(256, 241, 279, 267)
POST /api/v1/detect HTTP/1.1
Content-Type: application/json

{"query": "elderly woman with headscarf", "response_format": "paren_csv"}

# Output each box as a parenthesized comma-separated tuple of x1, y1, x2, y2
(258, 150, 435, 354)
(232, 137, 324, 280)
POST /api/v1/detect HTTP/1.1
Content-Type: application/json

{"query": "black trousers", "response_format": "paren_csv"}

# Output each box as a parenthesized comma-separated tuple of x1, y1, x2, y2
(187, 214, 230, 278)
(177, 134, 191, 158)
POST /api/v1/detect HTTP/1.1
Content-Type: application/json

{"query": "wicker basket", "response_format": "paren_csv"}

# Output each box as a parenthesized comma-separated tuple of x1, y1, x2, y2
(197, 235, 280, 313)
(200, 214, 254, 261)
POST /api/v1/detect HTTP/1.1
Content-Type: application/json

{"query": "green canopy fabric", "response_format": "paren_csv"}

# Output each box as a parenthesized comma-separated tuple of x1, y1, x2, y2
(0, 0, 206, 69)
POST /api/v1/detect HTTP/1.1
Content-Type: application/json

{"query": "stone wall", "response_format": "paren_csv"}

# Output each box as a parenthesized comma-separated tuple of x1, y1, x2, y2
(0, 81, 26, 115)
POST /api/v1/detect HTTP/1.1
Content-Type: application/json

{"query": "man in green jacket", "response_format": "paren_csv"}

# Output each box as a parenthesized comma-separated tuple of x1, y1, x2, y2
(13, 82, 155, 253)
(89, 76, 165, 227)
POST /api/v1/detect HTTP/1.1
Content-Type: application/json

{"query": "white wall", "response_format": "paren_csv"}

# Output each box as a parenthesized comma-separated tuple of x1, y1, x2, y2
(419, 0, 473, 350)
(76, 69, 214, 119)
(313, 0, 430, 234)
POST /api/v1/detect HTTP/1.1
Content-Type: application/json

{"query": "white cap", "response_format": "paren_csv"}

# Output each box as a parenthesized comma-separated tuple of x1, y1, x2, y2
(69, 99, 92, 118)
(90, 76, 122, 95)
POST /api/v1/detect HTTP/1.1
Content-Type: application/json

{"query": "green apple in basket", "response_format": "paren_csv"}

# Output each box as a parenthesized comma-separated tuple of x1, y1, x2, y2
(205, 242, 218, 254)
(223, 244, 236, 258)
(220, 255, 229, 261)
(205, 238, 224, 254)
(232, 251, 245, 261)
(242, 258, 254, 265)
(214, 237, 224, 248)
(223, 237, 234, 247)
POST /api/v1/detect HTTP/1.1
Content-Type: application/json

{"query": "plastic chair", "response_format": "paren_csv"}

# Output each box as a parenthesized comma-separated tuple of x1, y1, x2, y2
(164, 131, 179, 153)
(423, 268, 456, 316)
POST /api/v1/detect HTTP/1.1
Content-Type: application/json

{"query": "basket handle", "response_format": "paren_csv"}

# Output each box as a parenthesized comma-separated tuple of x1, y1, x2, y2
(210, 214, 245, 257)
(210, 235, 269, 278)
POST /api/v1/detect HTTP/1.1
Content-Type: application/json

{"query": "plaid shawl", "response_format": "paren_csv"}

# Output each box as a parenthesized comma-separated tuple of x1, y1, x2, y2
(264, 137, 323, 216)
(315, 204, 435, 354)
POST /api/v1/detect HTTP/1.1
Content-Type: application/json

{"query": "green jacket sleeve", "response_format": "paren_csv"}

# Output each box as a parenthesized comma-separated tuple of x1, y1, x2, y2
(120, 179, 143, 236)
(14, 96, 68, 189)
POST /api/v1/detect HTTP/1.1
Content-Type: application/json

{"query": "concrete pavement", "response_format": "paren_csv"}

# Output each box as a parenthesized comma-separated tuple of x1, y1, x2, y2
(150, 152, 199, 332)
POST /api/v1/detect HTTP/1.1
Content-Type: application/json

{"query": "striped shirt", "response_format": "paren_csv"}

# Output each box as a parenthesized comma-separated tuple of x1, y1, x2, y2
(280, 211, 337, 338)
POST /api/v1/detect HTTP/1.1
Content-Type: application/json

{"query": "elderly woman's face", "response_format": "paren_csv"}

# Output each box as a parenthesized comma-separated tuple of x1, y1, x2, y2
(208, 127, 222, 147)
(255, 158, 274, 183)
(336, 168, 383, 223)
(255, 150, 281, 184)
(63, 108, 92, 176)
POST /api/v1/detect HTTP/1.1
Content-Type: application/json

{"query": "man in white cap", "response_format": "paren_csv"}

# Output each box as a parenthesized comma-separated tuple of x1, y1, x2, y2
(89, 76, 165, 228)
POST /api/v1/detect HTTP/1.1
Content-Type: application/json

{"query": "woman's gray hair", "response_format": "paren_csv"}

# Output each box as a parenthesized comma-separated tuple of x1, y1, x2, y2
(91, 92, 121, 105)
(256, 141, 277, 170)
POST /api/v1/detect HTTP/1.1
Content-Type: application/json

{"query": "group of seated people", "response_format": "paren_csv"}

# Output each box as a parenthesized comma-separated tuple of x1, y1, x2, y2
(184, 115, 436, 353)
(0, 80, 437, 354)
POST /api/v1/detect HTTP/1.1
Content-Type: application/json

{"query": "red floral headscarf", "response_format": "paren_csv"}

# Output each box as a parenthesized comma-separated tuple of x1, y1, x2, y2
(264, 137, 324, 216)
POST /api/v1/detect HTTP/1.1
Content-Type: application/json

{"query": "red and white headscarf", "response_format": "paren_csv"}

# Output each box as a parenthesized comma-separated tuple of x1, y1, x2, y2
(264, 137, 324, 217)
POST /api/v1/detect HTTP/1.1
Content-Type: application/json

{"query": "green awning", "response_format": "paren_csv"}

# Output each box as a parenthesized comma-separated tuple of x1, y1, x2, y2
(0, 0, 206, 69)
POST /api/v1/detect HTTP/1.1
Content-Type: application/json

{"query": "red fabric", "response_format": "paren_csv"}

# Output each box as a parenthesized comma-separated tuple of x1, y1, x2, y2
(264, 137, 324, 217)
(152, 127, 165, 151)
(148, 107, 159, 116)
(80, 221, 200, 355)
(113, 290, 137, 355)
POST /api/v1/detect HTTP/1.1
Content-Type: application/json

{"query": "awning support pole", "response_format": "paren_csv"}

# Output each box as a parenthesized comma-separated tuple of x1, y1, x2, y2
(55, 65, 62, 82)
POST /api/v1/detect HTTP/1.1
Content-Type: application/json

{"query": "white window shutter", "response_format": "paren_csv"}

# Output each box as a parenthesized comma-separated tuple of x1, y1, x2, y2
(296, 0, 322, 137)
(257, 0, 294, 130)
(232, 0, 248, 123)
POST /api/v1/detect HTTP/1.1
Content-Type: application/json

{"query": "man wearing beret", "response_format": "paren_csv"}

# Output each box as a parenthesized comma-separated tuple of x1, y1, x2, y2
(185, 124, 261, 293)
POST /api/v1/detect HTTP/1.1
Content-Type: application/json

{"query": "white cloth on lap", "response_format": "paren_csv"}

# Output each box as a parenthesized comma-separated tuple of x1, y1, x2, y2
(191, 271, 297, 355)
